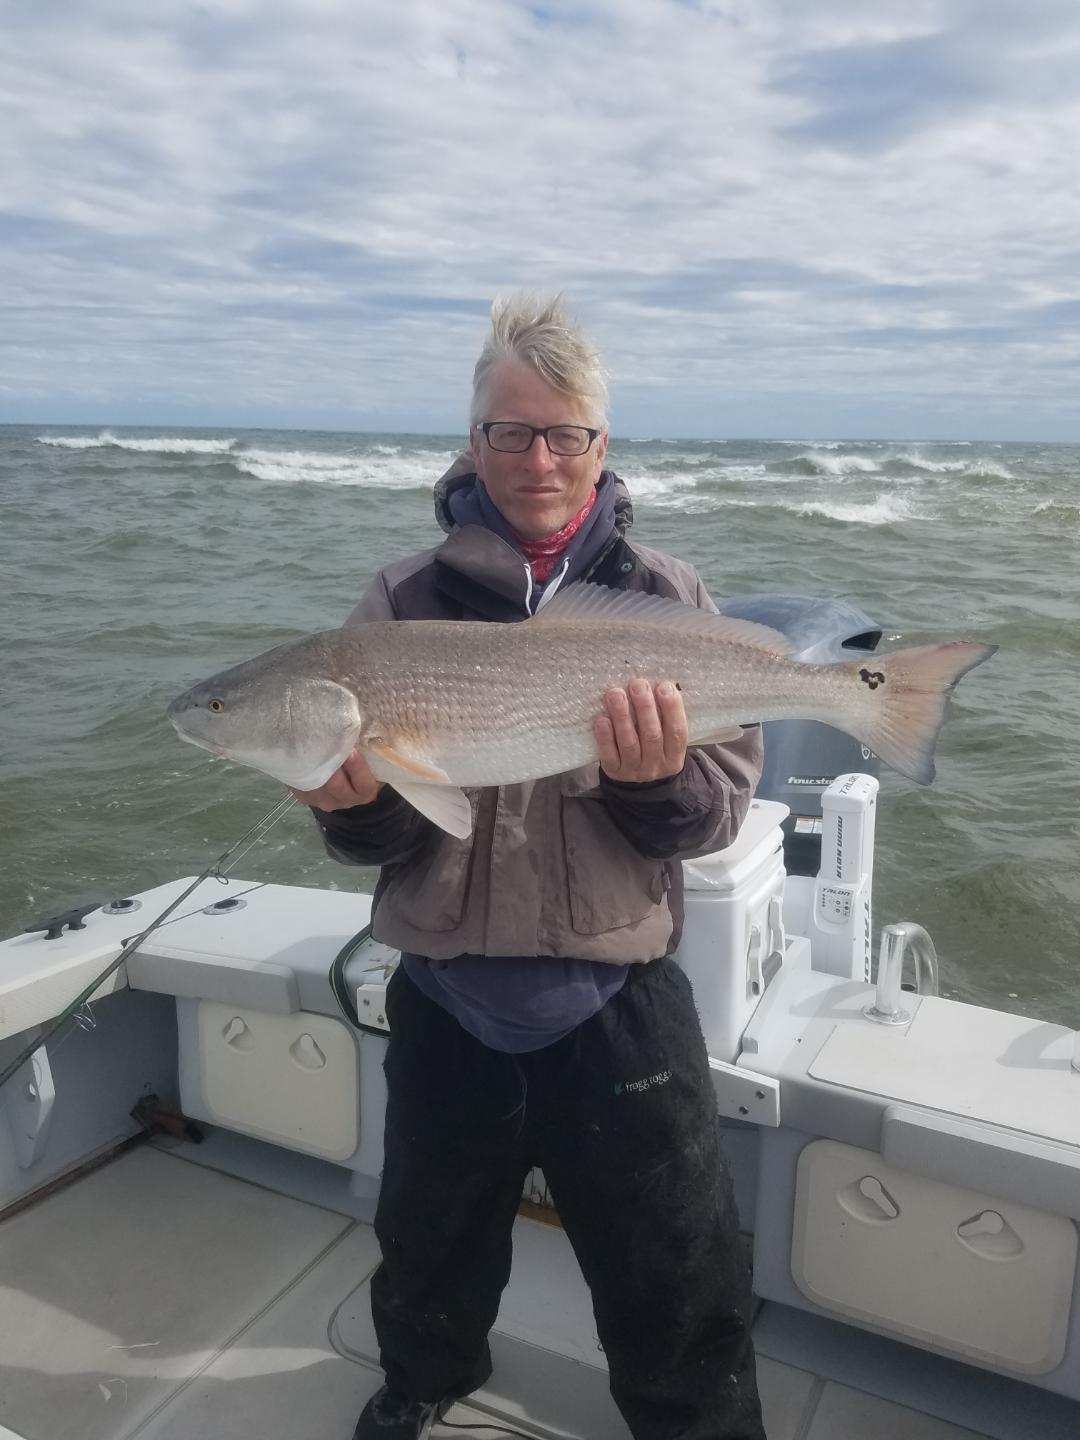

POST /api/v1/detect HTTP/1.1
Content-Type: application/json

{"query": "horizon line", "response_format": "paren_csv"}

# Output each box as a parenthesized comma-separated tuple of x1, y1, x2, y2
(4, 421, 1079, 446)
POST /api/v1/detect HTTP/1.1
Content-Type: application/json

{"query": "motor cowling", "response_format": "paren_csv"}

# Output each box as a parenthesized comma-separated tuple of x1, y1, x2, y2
(714, 593, 883, 877)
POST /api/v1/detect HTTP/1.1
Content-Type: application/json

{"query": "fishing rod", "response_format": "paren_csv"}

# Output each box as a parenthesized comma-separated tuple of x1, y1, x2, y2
(0, 793, 299, 1093)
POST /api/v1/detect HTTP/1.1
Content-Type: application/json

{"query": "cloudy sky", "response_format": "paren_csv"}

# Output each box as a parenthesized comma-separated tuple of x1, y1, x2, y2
(3, 0, 1079, 439)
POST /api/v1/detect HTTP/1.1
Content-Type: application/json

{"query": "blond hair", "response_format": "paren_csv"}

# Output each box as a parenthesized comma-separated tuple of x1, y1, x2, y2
(470, 292, 609, 427)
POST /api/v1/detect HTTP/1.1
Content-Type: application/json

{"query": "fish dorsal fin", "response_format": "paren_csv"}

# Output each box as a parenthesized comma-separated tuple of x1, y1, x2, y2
(532, 582, 792, 656)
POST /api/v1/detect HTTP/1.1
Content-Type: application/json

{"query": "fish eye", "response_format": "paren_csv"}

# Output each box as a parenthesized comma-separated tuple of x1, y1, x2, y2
(208, 698, 225, 713)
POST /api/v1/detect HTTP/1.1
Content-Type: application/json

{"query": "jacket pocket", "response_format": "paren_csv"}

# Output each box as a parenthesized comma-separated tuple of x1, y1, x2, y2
(560, 769, 666, 936)
(377, 798, 478, 933)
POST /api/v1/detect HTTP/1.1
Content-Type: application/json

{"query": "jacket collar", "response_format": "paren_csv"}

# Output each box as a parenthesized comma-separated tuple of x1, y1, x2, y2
(431, 468, 635, 621)
(433, 464, 635, 538)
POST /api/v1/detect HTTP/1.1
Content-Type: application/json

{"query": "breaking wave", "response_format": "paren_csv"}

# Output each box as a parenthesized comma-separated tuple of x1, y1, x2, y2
(890, 451, 1014, 479)
(38, 431, 235, 455)
(775, 439, 845, 448)
(773, 451, 883, 477)
(617, 468, 697, 501)
(1034, 500, 1080, 523)
(962, 459, 1015, 480)
(796, 494, 920, 526)
(711, 464, 770, 482)
(36, 430, 463, 487)
(233, 446, 456, 488)
(768, 447, 1015, 482)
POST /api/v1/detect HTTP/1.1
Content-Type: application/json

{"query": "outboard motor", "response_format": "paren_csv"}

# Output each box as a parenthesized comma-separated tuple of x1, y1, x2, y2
(714, 594, 883, 877)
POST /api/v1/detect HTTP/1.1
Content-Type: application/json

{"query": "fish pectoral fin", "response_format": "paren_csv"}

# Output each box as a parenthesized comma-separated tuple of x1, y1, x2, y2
(365, 740, 473, 839)
(368, 741, 450, 785)
(390, 780, 474, 839)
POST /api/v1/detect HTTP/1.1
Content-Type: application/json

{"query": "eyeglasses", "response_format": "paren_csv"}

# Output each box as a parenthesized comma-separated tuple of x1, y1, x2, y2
(480, 421, 601, 457)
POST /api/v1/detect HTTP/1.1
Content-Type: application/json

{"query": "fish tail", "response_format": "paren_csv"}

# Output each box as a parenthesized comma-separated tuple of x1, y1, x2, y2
(839, 641, 996, 784)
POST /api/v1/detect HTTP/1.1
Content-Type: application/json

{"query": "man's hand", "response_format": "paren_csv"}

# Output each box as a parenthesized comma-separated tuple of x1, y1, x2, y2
(290, 748, 382, 811)
(594, 679, 688, 784)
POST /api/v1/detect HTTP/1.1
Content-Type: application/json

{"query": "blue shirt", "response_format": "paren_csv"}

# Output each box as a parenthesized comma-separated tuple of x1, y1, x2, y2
(402, 951, 626, 1052)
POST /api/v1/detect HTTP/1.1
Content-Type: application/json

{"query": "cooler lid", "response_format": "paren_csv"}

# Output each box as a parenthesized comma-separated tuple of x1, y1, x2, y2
(683, 799, 788, 891)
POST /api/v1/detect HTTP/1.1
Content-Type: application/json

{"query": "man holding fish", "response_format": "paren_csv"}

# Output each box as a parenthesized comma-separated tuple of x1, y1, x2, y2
(169, 295, 990, 1438)
(297, 295, 769, 1440)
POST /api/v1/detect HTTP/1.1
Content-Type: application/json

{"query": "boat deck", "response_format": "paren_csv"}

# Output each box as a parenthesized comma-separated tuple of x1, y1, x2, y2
(3, 1132, 1079, 1440)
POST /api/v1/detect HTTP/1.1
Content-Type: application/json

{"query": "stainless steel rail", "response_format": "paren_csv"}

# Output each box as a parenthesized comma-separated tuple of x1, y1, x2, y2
(862, 922, 940, 1026)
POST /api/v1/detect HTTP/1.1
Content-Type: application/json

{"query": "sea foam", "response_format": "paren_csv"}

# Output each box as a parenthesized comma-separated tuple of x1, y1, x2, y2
(778, 451, 882, 477)
(1034, 500, 1080, 522)
(233, 446, 455, 488)
(891, 451, 1013, 479)
(38, 431, 235, 455)
(796, 494, 919, 526)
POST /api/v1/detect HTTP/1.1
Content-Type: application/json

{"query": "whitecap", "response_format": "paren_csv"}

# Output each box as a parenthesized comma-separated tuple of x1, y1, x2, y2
(234, 460, 368, 485)
(37, 431, 235, 455)
(889, 450, 1011, 479)
(233, 446, 456, 488)
(775, 439, 846, 449)
(805, 452, 881, 476)
(239, 448, 363, 471)
(1034, 499, 1080, 521)
(713, 464, 769, 481)
(772, 450, 882, 477)
(37, 434, 109, 449)
(964, 460, 1014, 480)
(795, 494, 919, 526)
(891, 451, 969, 473)
(617, 465, 699, 501)
(110, 435, 234, 455)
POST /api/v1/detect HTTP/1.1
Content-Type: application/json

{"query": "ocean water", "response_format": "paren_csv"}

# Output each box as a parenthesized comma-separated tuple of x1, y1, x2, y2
(4, 425, 1079, 1025)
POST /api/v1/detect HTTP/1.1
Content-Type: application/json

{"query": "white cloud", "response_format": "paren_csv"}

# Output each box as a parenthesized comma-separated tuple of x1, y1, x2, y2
(1, 0, 1078, 437)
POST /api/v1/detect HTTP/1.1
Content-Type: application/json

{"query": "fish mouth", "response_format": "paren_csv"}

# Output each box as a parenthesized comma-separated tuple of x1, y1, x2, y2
(169, 719, 228, 759)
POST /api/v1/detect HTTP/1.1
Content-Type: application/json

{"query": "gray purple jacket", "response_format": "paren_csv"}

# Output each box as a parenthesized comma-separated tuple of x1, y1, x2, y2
(314, 466, 762, 1047)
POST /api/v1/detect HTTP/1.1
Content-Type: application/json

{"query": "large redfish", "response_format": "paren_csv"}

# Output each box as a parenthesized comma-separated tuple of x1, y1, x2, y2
(166, 583, 994, 838)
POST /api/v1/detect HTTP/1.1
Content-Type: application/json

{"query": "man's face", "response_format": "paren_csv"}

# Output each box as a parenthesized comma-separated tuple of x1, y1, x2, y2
(470, 359, 608, 540)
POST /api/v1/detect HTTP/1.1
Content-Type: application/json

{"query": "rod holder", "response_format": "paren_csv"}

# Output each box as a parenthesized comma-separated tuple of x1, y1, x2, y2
(863, 922, 939, 1026)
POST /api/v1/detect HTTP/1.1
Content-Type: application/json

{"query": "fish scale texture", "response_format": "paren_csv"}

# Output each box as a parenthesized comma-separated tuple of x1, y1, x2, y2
(331, 620, 837, 789)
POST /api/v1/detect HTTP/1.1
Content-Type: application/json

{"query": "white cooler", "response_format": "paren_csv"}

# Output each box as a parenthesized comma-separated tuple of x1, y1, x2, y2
(676, 799, 789, 1063)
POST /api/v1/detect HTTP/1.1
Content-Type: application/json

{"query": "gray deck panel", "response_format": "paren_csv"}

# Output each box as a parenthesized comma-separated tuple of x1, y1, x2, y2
(2, 1138, 1070, 1440)
(753, 1299, 1080, 1440)
(806, 1384, 992, 1440)
(134, 1225, 383, 1440)
(0, 1145, 351, 1440)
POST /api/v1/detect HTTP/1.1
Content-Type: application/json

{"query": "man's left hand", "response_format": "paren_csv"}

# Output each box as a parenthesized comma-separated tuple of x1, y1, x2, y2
(595, 678, 688, 783)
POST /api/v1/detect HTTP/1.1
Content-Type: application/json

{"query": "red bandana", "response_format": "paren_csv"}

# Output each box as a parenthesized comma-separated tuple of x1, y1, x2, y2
(511, 487, 598, 582)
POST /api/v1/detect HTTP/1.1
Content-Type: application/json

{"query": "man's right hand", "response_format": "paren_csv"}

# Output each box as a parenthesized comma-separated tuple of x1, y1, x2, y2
(290, 748, 382, 811)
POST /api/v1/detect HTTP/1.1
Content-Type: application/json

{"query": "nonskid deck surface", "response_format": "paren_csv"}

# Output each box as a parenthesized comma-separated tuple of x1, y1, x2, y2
(1, 1135, 1075, 1440)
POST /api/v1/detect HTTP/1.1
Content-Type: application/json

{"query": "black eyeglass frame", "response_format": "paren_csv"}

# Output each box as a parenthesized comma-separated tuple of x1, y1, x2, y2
(479, 421, 602, 456)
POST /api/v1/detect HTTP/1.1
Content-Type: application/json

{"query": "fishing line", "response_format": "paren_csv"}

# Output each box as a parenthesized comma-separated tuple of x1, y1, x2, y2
(0, 793, 299, 1093)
